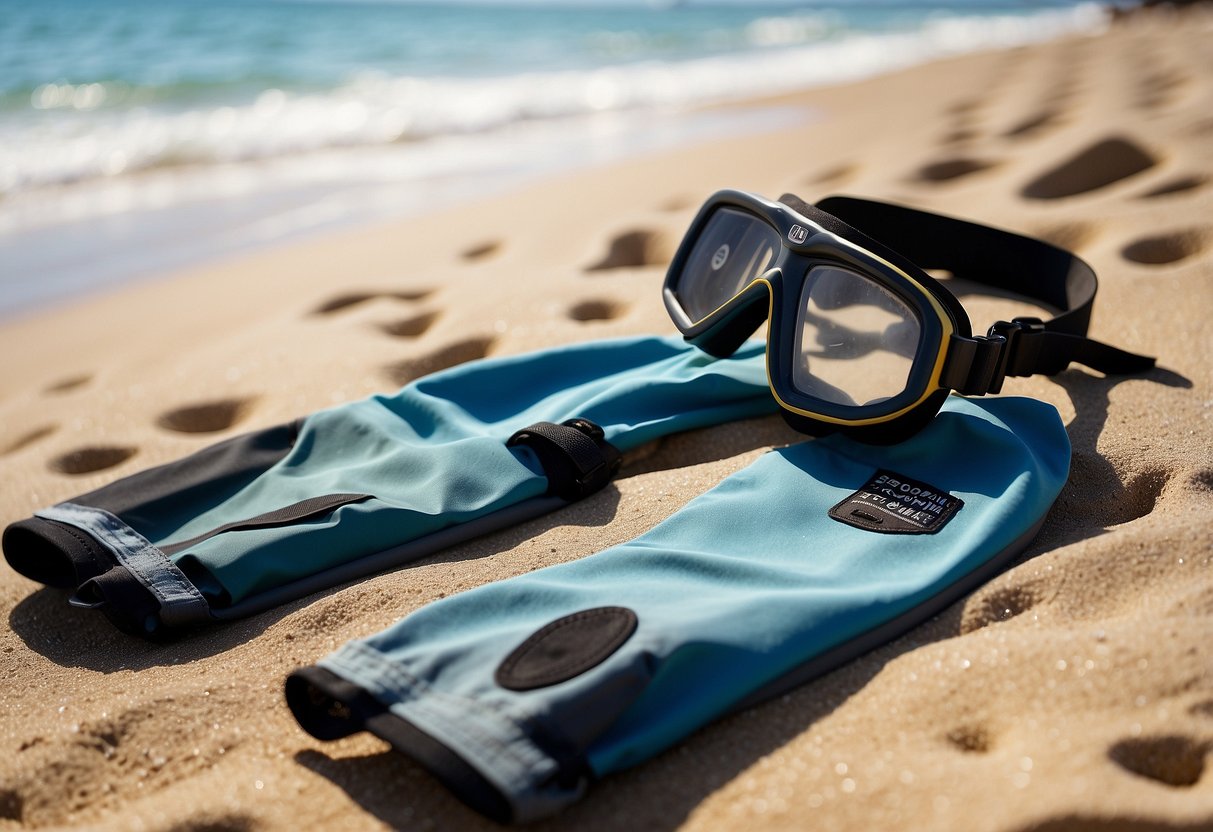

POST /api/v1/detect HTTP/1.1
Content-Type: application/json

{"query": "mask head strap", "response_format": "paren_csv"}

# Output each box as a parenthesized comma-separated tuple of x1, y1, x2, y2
(783, 194, 1154, 393)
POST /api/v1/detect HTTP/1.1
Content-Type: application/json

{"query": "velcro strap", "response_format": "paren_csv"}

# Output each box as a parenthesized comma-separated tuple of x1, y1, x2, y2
(507, 419, 621, 501)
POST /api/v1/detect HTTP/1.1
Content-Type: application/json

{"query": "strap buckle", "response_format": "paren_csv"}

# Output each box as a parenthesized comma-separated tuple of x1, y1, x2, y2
(986, 317, 1045, 393)
(944, 317, 1047, 396)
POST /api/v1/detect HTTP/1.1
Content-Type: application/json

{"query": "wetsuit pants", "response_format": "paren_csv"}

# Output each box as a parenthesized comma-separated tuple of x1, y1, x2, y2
(288, 395, 1070, 823)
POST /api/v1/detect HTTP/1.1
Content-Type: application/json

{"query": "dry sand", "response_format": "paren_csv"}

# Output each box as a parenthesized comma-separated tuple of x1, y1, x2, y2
(2, 8, 1213, 831)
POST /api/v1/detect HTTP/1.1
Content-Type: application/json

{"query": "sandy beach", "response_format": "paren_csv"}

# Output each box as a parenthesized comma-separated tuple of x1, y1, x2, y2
(2, 6, 1213, 830)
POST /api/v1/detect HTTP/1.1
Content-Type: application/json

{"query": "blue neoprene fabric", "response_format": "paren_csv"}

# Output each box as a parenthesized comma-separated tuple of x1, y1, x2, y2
(4, 337, 776, 632)
(172, 336, 774, 604)
(294, 395, 1070, 822)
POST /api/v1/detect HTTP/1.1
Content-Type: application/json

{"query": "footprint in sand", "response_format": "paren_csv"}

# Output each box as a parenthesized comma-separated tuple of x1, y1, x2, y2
(568, 298, 628, 323)
(945, 725, 994, 754)
(155, 813, 257, 832)
(946, 99, 983, 118)
(382, 336, 496, 386)
(1109, 736, 1209, 788)
(585, 228, 674, 272)
(43, 374, 91, 395)
(1189, 700, 1213, 719)
(940, 100, 982, 142)
(941, 127, 980, 146)
(1002, 109, 1065, 140)
(960, 579, 1045, 634)
(1051, 457, 1170, 532)
(1, 425, 57, 456)
(1140, 175, 1207, 200)
(156, 397, 256, 434)
(461, 239, 502, 262)
(1188, 469, 1213, 495)
(378, 310, 440, 339)
(1021, 137, 1157, 200)
(1030, 221, 1100, 251)
(1121, 229, 1209, 266)
(310, 288, 434, 316)
(914, 157, 1000, 184)
(1110, 469, 1170, 524)
(50, 446, 137, 475)
(1043, 82, 1081, 109)
(0, 788, 20, 822)
(2, 692, 245, 828)
(1105, 465, 1169, 527)
(659, 195, 696, 212)
(1137, 69, 1189, 111)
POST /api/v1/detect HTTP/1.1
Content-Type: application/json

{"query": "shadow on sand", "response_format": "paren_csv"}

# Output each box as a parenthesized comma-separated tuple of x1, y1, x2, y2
(6, 415, 797, 670)
(293, 365, 1192, 830)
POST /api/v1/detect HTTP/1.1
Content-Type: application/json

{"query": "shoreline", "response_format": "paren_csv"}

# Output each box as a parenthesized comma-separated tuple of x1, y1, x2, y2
(2, 8, 1212, 831)
(0, 3, 1109, 322)
(0, 103, 813, 322)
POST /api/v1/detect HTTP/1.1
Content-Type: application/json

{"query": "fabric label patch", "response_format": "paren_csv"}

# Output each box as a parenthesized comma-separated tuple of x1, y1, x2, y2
(829, 469, 963, 535)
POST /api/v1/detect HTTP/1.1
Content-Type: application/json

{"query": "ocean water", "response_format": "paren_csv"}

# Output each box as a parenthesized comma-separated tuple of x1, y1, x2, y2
(0, 0, 1112, 316)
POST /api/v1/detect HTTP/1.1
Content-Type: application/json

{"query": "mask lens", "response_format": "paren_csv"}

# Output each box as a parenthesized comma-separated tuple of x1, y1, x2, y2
(673, 207, 782, 323)
(793, 265, 921, 408)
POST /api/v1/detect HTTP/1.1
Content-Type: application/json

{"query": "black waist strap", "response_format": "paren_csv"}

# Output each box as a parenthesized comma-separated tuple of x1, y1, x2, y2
(508, 418, 621, 501)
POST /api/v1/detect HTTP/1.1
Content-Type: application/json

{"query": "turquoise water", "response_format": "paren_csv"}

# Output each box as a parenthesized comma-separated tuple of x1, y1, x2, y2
(0, 0, 1112, 314)
(0, 2, 1110, 100)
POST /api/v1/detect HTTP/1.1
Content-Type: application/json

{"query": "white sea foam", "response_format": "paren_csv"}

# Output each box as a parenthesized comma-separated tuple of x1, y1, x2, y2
(0, 4, 1107, 197)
